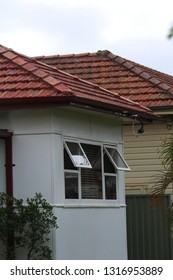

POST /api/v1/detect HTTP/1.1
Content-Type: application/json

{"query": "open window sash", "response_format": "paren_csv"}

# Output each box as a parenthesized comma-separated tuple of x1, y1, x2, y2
(64, 141, 92, 168)
(104, 146, 130, 171)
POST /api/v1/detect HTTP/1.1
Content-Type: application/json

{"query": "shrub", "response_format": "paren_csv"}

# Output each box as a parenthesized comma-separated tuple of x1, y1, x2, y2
(0, 192, 58, 259)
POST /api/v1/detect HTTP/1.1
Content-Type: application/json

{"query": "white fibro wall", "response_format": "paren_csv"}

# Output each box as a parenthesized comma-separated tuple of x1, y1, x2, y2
(2, 107, 128, 260)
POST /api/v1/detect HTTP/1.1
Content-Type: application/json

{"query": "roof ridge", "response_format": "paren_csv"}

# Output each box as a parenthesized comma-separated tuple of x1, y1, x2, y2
(0, 45, 143, 108)
(0, 44, 156, 118)
(0, 45, 131, 104)
(35, 50, 154, 112)
(33, 51, 144, 106)
(99, 50, 173, 98)
(34, 51, 97, 60)
(34, 50, 150, 108)
(50, 62, 152, 109)
(35, 56, 124, 99)
(0, 44, 73, 95)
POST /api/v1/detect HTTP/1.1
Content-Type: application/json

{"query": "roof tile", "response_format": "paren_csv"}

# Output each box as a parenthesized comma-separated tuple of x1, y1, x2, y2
(0, 45, 7, 53)
(33, 68, 48, 78)
(132, 66, 143, 75)
(0, 44, 154, 120)
(140, 72, 151, 80)
(149, 77, 161, 85)
(12, 57, 27, 66)
(3, 50, 17, 60)
(35, 50, 173, 109)
(167, 88, 173, 95)
(22, 62, 37, 72)
(158, 83, 171, 91)
(43, 75, 61, 86)
(114, 56, 125, 64)
(123, 61, 134, 69)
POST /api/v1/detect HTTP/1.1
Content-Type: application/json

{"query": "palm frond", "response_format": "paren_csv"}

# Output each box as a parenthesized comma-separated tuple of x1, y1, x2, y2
(150, 135, 173, 229)
(167, 26, 173, 39)
(160, 137, 173, 168)
(151, 169, 173, 196)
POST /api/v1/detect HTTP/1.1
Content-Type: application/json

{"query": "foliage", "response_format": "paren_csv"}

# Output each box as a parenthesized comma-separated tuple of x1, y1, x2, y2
(167, 25, 173, 39)
(0, 193, 58, 260)
(19, 193, 58, 260)
(0, 193, 24, 259)
(160, 137, 173, 169)
(151, 137, 173, 224)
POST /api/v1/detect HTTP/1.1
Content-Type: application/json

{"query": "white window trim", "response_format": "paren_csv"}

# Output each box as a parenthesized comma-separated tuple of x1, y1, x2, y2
(104, 145, 130, 171)
(63, 139, 129, 204)
(64, 141, 92, 168)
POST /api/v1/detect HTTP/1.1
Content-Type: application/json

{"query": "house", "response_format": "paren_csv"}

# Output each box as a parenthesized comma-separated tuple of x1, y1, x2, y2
(35, 50, 173, 194)
(36, 50, 173, 259)
(0, 45, 155, 260)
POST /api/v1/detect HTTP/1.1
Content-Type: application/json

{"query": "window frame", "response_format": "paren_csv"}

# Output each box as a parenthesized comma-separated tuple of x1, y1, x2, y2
(64, 170, 80, 199)
(63, 139, 129, 203)
(0, 130, 13, 196)
(104, 145, 130, 171)
(104, 173, 117, 200)
(64, 141, 92, 168)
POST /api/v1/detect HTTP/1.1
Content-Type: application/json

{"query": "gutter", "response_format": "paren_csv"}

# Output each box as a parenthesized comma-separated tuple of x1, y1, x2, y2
(0, 95, 158, 122)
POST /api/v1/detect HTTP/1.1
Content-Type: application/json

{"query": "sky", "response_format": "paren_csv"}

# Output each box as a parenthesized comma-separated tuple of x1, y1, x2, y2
(1, 0, 173, 74)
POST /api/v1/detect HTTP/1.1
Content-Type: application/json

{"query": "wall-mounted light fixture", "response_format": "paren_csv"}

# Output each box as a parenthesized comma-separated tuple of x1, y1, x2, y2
(132, 116, 145, 136)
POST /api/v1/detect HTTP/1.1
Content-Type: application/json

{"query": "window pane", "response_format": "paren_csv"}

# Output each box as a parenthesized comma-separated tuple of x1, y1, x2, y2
(81, 169, 102, 199)
(81, 144, 102, 199)
(64, 148, 77, 170)
(105, 175, 117, 200)
(104, 152, 115, 173)
(64, 141, 91, 168)
(104, 146, 130, 170)
(65, 172, 78, 199)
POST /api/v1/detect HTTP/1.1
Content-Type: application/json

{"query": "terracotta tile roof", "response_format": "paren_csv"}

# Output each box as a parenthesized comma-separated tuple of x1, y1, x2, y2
(0, 44, 155, 120)
(35, 50, 173, 110)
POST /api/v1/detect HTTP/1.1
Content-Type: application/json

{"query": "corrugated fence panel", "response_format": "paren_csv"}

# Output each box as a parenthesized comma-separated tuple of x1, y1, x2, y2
(126, 195, 173, 260)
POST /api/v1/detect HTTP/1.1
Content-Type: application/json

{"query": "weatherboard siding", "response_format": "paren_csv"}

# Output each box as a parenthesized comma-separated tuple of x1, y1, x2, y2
(123, 122, 173, 193)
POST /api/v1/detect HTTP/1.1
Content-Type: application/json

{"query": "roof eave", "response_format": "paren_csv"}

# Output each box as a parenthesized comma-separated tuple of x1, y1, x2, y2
(0, 96, 74, 110)
(0, 96, 157, 121)
(70, 97, 158, 121)
(150, 105, 173, 112)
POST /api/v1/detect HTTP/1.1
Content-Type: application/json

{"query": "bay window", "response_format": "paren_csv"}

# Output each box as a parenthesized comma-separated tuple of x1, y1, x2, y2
(64, 140, 130, 200)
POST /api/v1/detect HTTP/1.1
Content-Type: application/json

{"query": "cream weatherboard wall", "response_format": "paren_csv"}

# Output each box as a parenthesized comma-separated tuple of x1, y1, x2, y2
(0, 107, 128, 260)
(123, 121, 173, 196)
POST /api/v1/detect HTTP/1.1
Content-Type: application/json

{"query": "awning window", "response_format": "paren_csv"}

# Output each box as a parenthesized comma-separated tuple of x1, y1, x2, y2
(104, 146, 130, 171)
(64, 141, 92, 168)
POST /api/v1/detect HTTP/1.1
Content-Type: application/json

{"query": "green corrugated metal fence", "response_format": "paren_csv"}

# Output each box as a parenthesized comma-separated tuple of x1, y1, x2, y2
(126, 195, 173, 260)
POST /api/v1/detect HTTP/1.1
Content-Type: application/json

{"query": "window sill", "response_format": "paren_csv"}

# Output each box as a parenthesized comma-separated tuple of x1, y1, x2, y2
(52, 202, 126, 209)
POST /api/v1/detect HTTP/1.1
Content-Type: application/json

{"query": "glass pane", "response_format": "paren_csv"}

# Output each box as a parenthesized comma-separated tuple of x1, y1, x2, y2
(81, 169, 102, 199)
(64, 148, 77, 170)
(65, 141, 91, 168)
(81, 144, 102, 199)
(65, 172, 78, 199)
(105, 175, 117, 200)
(104, 152, 115, 173)
(104, 146, 130, 170)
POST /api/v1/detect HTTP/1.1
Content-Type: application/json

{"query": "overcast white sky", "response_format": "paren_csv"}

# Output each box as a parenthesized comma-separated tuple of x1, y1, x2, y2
(1, 0, 173, 74)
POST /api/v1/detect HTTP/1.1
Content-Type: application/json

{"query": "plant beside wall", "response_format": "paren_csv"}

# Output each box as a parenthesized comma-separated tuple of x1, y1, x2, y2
(151, 137, 173, 225)
(0, 193, 24, 259)
(0, 192, 58, 260)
